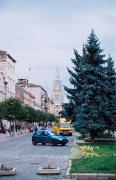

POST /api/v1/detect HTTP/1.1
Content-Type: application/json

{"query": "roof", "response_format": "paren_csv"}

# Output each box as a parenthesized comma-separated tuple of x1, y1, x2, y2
(7, 54, 16, 63)
(0, 50, 16, 63)
(27, 83, 47, 93)
(16, 84, 35, 99)
(17, 79, 47, 94)
(23, 88, 35, 98)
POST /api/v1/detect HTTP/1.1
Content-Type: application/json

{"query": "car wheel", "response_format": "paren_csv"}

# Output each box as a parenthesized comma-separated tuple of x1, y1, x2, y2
(42, 140, 46, 145)
(61, 142, 66, 146)
(33, 141, 37, 145)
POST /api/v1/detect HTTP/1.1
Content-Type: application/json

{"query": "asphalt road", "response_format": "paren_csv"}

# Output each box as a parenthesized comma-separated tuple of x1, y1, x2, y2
(0, 133, 74, 180)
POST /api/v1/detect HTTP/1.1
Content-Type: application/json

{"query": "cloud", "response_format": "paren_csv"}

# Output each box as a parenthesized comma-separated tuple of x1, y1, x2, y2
(0, 0, 116, 95)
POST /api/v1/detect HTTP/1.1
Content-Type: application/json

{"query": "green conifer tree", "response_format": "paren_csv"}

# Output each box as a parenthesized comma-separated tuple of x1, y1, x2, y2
(65, 30, 110, 141)
(64, 49, 83, 121)
(105, 56, 116, 132)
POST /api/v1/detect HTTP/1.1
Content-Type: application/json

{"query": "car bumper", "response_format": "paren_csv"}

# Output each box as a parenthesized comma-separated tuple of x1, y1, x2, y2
(61, 139, 68, 144)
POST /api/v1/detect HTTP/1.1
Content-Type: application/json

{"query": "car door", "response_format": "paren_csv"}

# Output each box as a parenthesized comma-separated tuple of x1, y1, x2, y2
(35, 131, 42, 143)
(43, 131, 51, 143)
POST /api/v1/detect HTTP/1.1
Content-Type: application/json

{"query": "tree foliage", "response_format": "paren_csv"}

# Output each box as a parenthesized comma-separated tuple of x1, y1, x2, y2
(0, 97, 23, 122)
(0, 97, 56, 123)
(104, 56, 116, 131)
(65, 30, 116, 140)
(61, 103, 74, 119)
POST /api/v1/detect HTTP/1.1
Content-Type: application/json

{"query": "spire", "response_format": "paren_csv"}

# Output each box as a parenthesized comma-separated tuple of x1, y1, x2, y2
(53, 66, 62, 116)
(53, 66, 62, 90)
(55, 66, 60, 81)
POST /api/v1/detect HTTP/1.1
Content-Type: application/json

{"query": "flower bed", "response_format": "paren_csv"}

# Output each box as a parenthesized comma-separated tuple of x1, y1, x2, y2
(70, 144, 116, 173)
(80, 145, 116, 158)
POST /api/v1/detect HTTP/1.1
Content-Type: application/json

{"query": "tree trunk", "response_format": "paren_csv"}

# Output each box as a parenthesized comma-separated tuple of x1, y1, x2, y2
(90, 130, 97, 143)
(108, 129, 110, 134)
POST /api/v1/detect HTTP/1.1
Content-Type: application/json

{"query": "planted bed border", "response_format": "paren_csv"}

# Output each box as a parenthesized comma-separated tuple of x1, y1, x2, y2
(65, 135, 116, 179)
(65, 160, 116, 180)
(37, 167, 60, 175)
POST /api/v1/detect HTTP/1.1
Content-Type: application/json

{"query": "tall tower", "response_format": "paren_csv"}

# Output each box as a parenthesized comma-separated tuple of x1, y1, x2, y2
(53, 68, 62, 116)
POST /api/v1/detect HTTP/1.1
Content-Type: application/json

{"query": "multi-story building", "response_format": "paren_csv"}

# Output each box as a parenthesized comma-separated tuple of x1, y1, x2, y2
(17, 79, 48, 111)
(0, 50, 16, 101)
(0, 72, 8, 102)
(53, 69, 62, 116)
(15, 84, 35, 108)
(47, 97, 54, 114)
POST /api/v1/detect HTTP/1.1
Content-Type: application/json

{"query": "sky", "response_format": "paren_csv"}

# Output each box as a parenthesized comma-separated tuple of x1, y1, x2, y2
(0, 0, 116, 99)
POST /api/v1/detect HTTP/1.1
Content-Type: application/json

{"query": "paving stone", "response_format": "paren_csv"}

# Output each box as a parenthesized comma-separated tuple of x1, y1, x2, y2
(0, 134, 74, 180)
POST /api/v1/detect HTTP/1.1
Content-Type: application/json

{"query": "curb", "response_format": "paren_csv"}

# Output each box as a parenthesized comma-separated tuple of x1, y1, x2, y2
(65, 172, 116, 180)
(65, 160, 116, 180)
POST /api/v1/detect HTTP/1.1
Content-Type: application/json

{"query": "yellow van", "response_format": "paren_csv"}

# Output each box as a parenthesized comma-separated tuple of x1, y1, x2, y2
(52, 118, 72, 136)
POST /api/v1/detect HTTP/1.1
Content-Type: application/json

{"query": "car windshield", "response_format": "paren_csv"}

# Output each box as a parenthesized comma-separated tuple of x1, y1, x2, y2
(60, 123, 71, 128)
(48, 131, 56, 136)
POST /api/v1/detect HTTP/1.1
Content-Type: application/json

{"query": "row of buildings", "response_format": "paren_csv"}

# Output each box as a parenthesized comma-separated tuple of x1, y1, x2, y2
(0, 50, 62, 116)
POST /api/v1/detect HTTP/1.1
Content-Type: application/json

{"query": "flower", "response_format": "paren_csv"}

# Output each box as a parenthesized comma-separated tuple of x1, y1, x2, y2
(79, 145, 116, 158)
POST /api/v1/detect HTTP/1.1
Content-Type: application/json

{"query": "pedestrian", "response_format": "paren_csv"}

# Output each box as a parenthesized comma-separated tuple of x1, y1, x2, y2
(11, 124, 14, 136)
(15, 124, 18, 133)
(33, 125, 38, 133)
(17, 124, 21, 132)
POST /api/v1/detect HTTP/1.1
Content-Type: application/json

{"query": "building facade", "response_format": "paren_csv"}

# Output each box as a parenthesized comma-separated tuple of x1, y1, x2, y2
(15, 84, 35, 108)
(0, 50, 16, 101)
(47, 97, 54, 114)
(0, 72, 7, 102)
(17, 79, 48, 111)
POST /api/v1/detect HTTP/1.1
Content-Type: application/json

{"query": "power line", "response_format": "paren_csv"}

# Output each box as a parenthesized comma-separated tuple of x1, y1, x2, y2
(27, 66, 72, 71)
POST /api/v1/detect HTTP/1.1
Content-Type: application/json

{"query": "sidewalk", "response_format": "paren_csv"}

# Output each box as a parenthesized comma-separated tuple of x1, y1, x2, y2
(0, 130, 30, 143)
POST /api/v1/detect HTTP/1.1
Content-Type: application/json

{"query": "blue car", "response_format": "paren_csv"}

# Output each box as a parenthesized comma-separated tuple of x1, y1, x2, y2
(32, 129, 68, 146)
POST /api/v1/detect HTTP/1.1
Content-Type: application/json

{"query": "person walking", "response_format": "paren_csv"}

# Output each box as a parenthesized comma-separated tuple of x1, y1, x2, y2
(33, 125, 38, 133)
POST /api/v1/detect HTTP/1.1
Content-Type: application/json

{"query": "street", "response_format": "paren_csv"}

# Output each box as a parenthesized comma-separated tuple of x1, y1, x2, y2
(0, 133, 74, 180)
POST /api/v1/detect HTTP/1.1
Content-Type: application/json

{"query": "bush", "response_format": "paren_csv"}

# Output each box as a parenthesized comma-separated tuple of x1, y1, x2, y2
(77, 133, 90, 140)
(99, 132, 115, 139)
(78, 134, 85, 140)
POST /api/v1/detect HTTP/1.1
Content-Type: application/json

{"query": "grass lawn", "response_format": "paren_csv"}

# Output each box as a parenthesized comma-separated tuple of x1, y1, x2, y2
(70, 144, 116, 173)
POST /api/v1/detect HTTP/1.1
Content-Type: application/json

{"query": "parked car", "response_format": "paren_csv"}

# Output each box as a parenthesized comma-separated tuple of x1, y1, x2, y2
(32, 129, 68, 146)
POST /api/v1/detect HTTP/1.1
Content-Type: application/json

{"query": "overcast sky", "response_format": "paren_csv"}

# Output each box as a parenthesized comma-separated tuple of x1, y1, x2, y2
(0, 0, 116, 98)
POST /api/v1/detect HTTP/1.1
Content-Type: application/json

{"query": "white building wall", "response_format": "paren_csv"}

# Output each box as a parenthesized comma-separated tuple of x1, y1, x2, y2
(25, 87, 41, 104)
(24, 87, 41, 110)
(0, 51, 16, 100)
(17, 79, 47, 111)
(6, 56, 15, 98)
(24, 86, 47, 110)
(0, 73, 5, 102)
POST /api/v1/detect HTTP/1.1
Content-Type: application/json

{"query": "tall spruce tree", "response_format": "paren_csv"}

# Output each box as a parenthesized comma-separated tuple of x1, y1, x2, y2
(105, 56, 116, 132)
(65, 30, 110, 141)
(64, 49, 83, 121)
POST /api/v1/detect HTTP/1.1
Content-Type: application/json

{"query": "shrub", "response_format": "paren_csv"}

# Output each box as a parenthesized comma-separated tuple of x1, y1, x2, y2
(100, 132, 115, 139)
